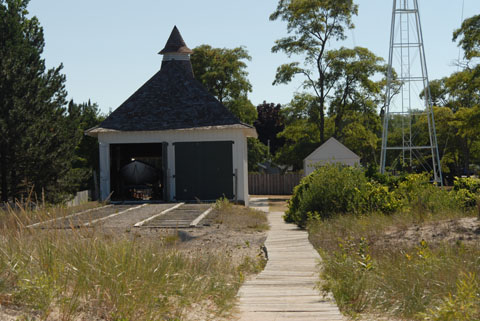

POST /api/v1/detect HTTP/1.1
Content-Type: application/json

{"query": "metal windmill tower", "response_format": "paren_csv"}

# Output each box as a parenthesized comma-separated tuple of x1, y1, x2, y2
(380, 0, 443, 185)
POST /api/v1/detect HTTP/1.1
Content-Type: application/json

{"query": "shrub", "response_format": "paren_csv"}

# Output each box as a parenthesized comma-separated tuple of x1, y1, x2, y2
(393, 173, 458, 215)
(284, 171, 317, 225)
(420, 273, 480, 321)
(306, 170, 480, 319)
(286, 165, 466, 227)
(394, 173, 433, 205)
(365, 164, 404, 189)
(453, 176, 480, 192)
(362, 181, 400, 214)
(285, 164, 406, 226)
(453, 177, 480, 208)
(284, 164, 369, 226)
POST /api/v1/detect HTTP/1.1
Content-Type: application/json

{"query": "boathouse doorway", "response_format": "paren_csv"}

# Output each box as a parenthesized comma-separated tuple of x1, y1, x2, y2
(109, 143, 166, 201)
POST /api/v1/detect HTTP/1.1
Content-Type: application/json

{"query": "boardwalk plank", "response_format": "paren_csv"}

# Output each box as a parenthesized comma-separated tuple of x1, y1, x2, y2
(237, 198, 344, 321)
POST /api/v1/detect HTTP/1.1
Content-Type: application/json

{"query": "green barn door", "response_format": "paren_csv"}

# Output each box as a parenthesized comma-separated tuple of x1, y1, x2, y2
(175, 141, 233, 200)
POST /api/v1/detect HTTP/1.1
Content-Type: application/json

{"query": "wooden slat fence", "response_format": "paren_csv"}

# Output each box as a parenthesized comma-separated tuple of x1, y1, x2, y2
(67, 190, 90, 207)
(248, 173, 302, 195)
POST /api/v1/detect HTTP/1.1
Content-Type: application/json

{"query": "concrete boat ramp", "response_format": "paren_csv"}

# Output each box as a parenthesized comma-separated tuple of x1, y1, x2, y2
(27, 203, 212, 229)
(237, 198, 344, 321)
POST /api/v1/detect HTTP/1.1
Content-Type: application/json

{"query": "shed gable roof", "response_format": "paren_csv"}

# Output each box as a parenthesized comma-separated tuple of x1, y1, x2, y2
(305, 137, 360, 161)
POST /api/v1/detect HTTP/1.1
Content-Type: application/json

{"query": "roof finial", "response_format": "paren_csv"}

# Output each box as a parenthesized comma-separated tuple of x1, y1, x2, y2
(159, 26, 193, 56)
(159, 26, 194, 76)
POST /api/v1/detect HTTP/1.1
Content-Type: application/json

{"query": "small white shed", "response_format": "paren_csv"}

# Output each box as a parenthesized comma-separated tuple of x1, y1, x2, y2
(303, 137, 360, 176)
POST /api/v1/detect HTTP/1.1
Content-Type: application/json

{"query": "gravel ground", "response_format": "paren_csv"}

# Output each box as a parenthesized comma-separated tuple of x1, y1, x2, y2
(126, 207, 268, 266)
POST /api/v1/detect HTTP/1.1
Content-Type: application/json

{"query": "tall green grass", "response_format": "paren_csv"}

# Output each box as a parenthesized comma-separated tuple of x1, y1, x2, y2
(213, 197, 269, 231)
(0, 203, 265, 321)
(0, 200, 101, 229)
(310, 212, 480, 320)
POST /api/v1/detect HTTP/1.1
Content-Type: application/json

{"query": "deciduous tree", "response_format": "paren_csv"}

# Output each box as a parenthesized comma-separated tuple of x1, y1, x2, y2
(247, 138, 269, 172)
(191, 45, 257, 124)
(270, 0, 358, 143)
(453, 14, 480, 61)
(254, 101, 285, 154)
(326, 47, 386, 137)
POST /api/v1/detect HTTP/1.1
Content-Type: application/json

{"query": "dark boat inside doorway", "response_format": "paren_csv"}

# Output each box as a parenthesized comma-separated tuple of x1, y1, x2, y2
(110, 143, 165, 201)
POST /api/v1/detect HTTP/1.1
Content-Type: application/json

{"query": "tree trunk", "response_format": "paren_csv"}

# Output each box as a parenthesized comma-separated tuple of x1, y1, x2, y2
(334, 111, 343, 138)
(464, 139, 471, 175)
(320, 107, 325, 143)
(319, 92, 325, 143)
(0, 142, 8, 202)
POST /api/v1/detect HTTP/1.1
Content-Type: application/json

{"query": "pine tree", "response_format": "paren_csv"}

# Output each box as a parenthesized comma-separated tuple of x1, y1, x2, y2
(0, 0, 77, 202)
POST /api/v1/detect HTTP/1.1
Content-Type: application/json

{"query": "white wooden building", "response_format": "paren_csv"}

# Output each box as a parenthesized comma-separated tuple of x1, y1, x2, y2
(86, 26, 256, 205)
(303, 137, 360, 176)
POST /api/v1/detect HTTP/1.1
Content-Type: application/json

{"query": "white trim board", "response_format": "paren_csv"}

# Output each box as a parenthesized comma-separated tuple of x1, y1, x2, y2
(133, 203, 184, 227)
(83, 204, 147, 227)
(190, 207, 213, 227)
(27, 205, 113, 228)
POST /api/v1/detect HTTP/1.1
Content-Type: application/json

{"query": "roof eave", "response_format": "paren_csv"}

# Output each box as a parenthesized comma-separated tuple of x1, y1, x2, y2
(84, 125, 101, 137)
(86, 124, 257, 137)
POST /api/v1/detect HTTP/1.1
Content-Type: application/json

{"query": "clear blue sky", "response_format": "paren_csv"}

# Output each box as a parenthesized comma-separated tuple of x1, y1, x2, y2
(28, 0, 480, 114)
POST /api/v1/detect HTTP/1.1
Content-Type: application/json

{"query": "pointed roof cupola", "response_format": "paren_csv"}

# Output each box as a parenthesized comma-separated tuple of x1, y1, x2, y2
(159, 26, 194, 76)
(159, 26, 193, 55)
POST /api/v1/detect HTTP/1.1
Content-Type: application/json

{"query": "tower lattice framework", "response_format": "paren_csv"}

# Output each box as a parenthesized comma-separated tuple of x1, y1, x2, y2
(380, 0, 442, 185)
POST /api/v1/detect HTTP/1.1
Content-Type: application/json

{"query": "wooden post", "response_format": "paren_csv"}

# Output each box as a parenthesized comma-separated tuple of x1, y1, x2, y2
(162, 143, 169, 202)
(234, 169, 238, 204)
(93, 170, 99, 201)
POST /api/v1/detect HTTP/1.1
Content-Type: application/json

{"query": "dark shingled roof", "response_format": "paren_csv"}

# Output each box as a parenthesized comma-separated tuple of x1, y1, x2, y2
(159, 26, 193, 54)
(95, 60, 250, 132)
(88, 26, 254, 134)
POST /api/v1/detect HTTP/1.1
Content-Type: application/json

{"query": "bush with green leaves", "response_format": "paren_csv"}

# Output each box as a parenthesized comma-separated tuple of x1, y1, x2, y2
(453, 176, 480, 208)
(392, 173, 458, 215)
(362, 180, 400, 214)
(284, 171, 316, 225)
(285, 165, 463, 227)
(453, 176, 480, 192)
(285, 164, 368, 226)
(365, 164, 404, 189)
(285, 164, 401, 226)
(420, 272, 480, 321)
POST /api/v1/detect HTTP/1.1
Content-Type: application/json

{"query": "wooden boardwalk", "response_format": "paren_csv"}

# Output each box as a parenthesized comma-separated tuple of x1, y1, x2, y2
(237, 198, 344, 321)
